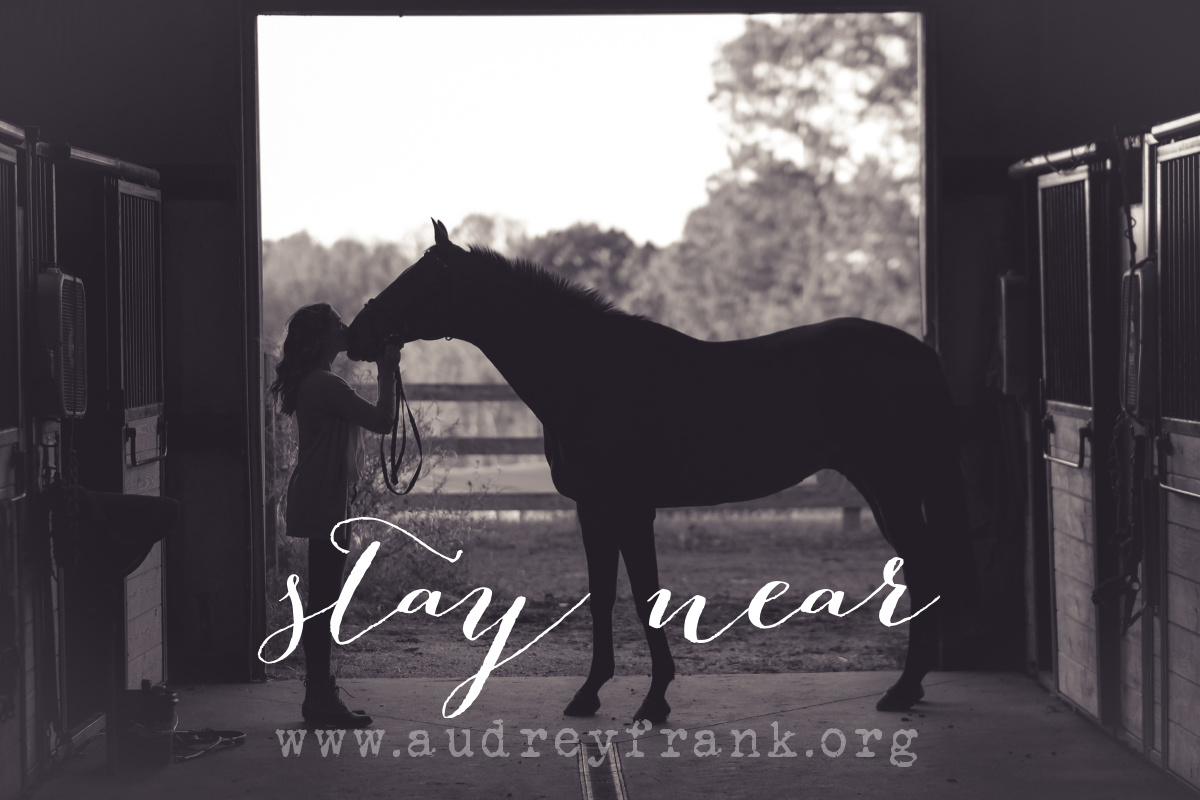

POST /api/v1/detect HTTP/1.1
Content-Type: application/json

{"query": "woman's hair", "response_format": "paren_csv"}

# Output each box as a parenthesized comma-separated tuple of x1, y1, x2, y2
(269, 303, 337, 416)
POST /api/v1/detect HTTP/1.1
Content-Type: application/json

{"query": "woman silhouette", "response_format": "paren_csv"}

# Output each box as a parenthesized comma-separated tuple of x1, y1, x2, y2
(269, 302, 400, 727)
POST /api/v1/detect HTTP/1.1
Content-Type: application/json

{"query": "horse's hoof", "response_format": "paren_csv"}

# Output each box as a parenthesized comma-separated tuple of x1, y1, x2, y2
(875, 682, 924, 712)
(564, 691, 601, 717)
(633, 697, 670, 725)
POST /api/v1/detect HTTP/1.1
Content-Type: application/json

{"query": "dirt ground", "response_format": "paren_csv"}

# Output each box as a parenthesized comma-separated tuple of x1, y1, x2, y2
(267, 510, 913, 684)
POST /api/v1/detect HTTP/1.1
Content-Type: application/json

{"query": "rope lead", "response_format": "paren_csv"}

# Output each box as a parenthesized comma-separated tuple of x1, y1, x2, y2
(380, 369, 423, 495)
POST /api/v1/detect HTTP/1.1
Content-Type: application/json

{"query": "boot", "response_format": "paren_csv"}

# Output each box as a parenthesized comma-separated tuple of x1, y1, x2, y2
(302, 676, 373, 728)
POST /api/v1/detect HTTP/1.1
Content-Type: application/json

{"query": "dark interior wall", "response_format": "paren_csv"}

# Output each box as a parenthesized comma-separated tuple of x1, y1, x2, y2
(931, 0, 1200, 408)
(925, 0, 1200, 669)
(0, 0, 257, 680)
(0, 2, 240, 163)
(3, 0, 1200, 681)
(935, 0, 1200, 162)
(1031, 0, 1200, 152)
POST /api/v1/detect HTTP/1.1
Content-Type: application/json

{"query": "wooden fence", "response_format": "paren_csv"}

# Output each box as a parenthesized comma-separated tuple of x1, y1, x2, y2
(387, 383, 867, 530)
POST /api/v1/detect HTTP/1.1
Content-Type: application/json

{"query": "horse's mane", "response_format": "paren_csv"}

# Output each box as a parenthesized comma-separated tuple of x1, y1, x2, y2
(467, 246, 637, 320)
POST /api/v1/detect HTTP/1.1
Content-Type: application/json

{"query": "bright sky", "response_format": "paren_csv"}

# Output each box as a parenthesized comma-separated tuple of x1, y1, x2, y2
(258, 15, 751, 248)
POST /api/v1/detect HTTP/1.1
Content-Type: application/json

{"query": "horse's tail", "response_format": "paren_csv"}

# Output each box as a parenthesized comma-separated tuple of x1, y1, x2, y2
(917, 352, 985, 667)
(918, 354, 977, 608)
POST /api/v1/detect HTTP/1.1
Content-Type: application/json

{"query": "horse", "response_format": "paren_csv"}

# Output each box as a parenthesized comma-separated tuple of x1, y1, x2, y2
(347, 219, 975, 724)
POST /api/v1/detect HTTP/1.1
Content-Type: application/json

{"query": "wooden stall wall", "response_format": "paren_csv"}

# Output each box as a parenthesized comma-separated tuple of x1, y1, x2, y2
(1161, 429, 1200, 786)
(113, 179, 167, 691)
(0, 1, 256, 695)
(1151, 120, 1200, 789)
(1031, 159, 1123, 723)
(1046, 404, 1100, 716)
(1015, 113, 1200, 794)
(54, 162, 167, 703)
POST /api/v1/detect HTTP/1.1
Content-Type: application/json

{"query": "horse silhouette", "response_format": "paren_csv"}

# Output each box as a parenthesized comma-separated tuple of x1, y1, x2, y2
(347, 218, 974, 723)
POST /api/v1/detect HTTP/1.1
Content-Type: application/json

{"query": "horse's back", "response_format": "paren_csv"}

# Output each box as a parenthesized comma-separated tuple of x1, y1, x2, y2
(556, 316, 944, 507)
(690, 317, 941, 423)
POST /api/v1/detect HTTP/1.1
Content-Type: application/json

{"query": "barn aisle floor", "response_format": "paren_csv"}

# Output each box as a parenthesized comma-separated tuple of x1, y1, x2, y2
(27, 671, 1197, 799)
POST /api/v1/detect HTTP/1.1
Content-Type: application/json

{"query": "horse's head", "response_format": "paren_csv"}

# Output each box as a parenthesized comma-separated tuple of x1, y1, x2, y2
(347, 218, 465, 362)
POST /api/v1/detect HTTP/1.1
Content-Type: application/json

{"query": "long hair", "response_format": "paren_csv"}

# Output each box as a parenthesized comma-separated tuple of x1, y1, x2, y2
(269, 303, 336, 416)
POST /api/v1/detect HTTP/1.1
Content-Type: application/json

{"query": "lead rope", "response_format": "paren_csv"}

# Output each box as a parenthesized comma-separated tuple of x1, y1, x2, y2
(1090, 131, 1146, 635)
(380, 368, 423, 495)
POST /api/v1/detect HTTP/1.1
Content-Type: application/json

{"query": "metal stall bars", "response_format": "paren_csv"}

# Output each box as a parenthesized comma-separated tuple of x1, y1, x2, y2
(1147, 111, 1200, 792)
(47, 144, 167, 737)
(1009, 138, 1132, 735)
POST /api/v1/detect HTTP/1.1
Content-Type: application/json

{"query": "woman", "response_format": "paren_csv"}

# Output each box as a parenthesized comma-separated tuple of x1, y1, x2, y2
(269, 302, 400, 727)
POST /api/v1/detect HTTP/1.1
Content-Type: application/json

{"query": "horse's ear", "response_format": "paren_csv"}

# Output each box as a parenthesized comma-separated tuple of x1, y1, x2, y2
(432, 218, 449, 246)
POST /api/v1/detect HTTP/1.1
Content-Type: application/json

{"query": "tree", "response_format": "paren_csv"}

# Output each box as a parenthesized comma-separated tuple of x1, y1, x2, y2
(627, 13, 922, 340)
(262, 228, 510, 384)
(451, 213, 528, 255)
(711, 13, 919, 189)
(515, 222, 647, 302)
(262, 232, 421, 350)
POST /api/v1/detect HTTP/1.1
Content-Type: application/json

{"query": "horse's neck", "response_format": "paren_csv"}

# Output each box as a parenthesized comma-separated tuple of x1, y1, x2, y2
(454, 293, 590, 423)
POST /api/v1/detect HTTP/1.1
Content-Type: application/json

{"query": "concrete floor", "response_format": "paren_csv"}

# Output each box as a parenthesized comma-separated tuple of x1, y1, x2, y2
(28, 671, 1199, 800)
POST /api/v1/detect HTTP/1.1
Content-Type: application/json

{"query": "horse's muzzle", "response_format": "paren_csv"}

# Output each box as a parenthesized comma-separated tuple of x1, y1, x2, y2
(345, 337, 378, 363)
(346, 332, 402, 363)
(345, 321, 375, 362)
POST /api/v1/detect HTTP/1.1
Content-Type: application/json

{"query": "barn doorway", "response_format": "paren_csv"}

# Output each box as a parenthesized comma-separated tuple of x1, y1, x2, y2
(253, 12, 926, 684)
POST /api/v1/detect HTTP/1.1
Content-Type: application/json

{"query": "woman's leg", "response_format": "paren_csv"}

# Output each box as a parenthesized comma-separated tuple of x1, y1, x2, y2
(300, 533, 372, 726)
(303, 534, 348, 681)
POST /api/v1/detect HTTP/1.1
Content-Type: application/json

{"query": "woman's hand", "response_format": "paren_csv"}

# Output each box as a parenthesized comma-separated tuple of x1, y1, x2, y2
(377, 343, 402, 375)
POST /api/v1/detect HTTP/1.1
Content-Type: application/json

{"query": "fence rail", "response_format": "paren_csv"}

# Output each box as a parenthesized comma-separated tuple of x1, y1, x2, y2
(397, 383, 866, 529)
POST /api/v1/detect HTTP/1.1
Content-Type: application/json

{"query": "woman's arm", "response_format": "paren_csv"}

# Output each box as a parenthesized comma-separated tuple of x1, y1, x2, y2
(311, 346, 401, 434)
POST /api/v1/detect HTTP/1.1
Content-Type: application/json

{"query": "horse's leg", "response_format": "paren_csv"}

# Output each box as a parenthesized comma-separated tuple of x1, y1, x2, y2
(866, 482, 943, 712)
(842, 468, 925, 708)
(563, 503, 620, 717)
(615, 508, 674, 723)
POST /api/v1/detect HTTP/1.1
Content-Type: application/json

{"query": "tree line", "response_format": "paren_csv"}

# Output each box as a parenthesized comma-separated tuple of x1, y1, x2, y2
(263, 13, 922, 383)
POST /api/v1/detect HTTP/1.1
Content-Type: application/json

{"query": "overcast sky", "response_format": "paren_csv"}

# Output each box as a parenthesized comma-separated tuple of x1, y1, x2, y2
(258, 14, 751, 248)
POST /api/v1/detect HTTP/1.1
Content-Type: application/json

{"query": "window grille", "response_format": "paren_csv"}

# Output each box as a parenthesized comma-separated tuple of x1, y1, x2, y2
(117, 183, 162, 411)
(32, 151, 55, 268)
(1159, 145, 1200, 422)
(1040, 176, 1092, 406)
